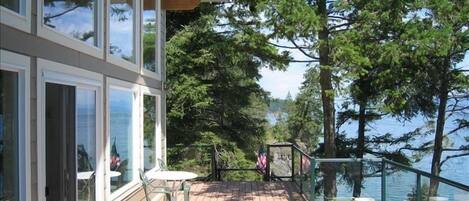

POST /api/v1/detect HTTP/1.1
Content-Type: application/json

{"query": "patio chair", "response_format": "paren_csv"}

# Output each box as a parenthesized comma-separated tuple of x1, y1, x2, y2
(139, 168, 172, 201)
(154, 159, 192, 201)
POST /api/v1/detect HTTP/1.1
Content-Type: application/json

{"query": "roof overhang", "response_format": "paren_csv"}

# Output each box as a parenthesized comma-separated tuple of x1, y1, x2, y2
(162, 0, 230, 11)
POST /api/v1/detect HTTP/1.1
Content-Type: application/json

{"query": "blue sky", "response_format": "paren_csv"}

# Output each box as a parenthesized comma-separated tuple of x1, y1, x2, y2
(259, 42, 469, 99)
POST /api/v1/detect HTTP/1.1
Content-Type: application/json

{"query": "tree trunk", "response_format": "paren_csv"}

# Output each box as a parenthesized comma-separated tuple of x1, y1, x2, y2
(353, 101, 367, 197)
(317, 0, 337, 200)
(429, 70, 449, 196)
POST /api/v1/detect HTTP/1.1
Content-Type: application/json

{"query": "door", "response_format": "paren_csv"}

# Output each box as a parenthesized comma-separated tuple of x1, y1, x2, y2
(45, 83, 97, 201)
(45, 83, 76, 201)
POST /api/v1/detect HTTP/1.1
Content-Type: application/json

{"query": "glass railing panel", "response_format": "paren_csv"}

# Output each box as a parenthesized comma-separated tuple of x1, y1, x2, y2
(384, 162, 420, 201)
(311, 160, 382, 201)
(268, 145, 293, 179)
(419, 176, 469, 201)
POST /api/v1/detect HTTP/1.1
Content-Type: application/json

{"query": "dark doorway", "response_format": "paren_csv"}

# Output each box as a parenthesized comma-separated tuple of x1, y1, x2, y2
(45, 83, 76, 201)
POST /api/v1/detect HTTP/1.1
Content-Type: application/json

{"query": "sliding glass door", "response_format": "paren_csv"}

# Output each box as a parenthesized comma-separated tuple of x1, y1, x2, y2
(44, 83, 98, 201)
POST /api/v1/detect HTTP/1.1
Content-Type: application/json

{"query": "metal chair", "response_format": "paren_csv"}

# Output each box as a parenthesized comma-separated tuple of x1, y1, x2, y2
(139, 168, 172, 201)
(154, 159, 192, 201)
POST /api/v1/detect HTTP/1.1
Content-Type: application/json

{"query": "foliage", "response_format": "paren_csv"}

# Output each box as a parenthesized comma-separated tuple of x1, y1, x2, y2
(165, 3, 289, 180)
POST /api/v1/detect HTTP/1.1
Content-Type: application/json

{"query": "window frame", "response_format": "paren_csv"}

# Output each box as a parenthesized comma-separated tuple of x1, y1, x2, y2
(36, 58, 104, 201)
(0, 49, 31, 201)
(36, 0, 104, 59)
(140, 86, 162, 174)
(0, 0, 31, 33)
(140, 0, 162, 80)
(106, 77, 141, 200)
(106, 0, 141, 72)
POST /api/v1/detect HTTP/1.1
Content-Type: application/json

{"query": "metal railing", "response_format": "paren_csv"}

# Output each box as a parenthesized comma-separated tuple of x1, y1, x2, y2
(267, 144, 469, 201)
(168, 143, 469, 200)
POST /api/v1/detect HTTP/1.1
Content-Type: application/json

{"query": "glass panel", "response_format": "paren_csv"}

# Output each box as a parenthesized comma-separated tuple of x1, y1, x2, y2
(109, 88, 133, 192)
(109, 0, 134, 62)
(0, 0, 20, 14)
(0, 70, 19, 201)
(43, 0, 98, 46)
(142, 0, 157, 73)
(76, 89, 96, 201)
(143, 95, 156, 171)
(420, 176, 469, 201)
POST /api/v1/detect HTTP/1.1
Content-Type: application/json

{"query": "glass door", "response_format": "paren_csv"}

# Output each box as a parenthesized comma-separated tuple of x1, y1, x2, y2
(45, 83, 97, 201)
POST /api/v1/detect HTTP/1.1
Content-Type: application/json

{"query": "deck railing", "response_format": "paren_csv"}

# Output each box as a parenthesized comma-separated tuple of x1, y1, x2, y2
(168, 143, 469, 200)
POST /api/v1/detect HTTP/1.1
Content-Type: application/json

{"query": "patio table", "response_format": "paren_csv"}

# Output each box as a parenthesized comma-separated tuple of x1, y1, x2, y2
(146, 170, 197, 201)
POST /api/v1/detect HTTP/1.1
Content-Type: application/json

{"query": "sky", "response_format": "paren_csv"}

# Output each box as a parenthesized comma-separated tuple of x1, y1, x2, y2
(259, 44, 469, 99)
(258, 39, 315, 99)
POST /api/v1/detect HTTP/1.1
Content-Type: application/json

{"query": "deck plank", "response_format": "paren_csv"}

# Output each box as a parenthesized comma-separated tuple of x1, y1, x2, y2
(172, 181, 302, 201)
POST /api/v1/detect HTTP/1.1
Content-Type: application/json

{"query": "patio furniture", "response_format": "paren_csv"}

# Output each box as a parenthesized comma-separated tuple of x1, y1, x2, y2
(354, 198, 375, 201)
(146, 170, 196, 201)
(139, 168, 172, 201)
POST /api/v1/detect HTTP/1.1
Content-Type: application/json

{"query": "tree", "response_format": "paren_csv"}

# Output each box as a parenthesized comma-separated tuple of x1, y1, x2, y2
(165, 3, 290, 178)
(399, 0, 469, 195)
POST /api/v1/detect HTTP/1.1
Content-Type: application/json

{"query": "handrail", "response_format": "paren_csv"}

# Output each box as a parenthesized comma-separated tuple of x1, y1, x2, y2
(382, 158, 469, 192)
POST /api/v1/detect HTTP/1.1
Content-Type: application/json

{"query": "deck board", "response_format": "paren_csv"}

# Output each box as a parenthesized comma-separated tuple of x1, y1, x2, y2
(172, 181, 303, 201)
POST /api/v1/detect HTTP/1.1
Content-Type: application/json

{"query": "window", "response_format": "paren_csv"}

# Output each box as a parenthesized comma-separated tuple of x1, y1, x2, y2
(0, 70, 19, 201)
(0, 0, 31, 32)
(37, 0, 103, 57)
(142, 93, 160, 171)
(142, 0, 158, 74)
(0, 49, 30, 201)
(0, 0, 21, 13)
(107, 79, 139, 197)
(109, 0, 136, 63)
(43, 0, 99, 47)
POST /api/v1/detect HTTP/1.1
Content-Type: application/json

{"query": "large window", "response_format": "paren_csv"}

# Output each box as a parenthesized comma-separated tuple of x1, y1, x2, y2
(109, 87, 135, 192)
(109, 0, 136, 63)
(0, 70, 19, 201)
(142, 0, 157, 74)
(0, 0, 21, 13)
(43, 0, 99, 47)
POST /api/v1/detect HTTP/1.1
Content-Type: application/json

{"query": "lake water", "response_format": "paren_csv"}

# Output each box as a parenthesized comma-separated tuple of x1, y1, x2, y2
(267, 110, 469, 200)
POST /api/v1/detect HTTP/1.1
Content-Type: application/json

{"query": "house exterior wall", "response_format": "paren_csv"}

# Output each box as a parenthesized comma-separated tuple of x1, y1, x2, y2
(0, 0, 167, 200)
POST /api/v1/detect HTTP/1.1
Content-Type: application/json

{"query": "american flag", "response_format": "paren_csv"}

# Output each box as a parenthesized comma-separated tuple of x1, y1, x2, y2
(256, 146, 267, 173)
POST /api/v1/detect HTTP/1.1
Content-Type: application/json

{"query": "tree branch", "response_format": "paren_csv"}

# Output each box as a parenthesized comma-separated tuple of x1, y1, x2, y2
(439, 152, 469, 170)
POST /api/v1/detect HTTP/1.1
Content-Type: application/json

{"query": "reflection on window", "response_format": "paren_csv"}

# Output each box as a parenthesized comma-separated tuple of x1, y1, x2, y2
(0, 0, 21, 14)
(0, 70, 19, 201)
(76, 89, 96, 201)
(143, 95, 156, 171)
(43, 0, 98, 46)
(109, 88, 133, 192)
(142, 0, 157, 73)
(109, 0, 134, 62)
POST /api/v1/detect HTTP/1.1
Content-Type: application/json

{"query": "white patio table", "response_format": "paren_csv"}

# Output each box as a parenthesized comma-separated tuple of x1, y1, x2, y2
(146, 170, 198, 201)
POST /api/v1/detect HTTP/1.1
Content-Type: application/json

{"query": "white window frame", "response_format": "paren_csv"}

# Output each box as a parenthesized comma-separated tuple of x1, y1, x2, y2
(0, 0, 31, 32)
(140, 86, 162, 174)
(36, 58, 104, 201)
(0, 49, 31, 201)
(36, 0, 104, 59)
(106, 0, 141, 72)
(140, 0, 162, 80)
(106, 77, 141, 200)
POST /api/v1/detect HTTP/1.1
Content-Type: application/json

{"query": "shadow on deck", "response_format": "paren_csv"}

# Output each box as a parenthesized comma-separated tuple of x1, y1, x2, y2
(172, 181, 304, 201)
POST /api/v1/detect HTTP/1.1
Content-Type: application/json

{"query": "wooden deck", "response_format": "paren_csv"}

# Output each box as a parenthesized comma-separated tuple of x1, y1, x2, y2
(173, 181, 304, 201)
